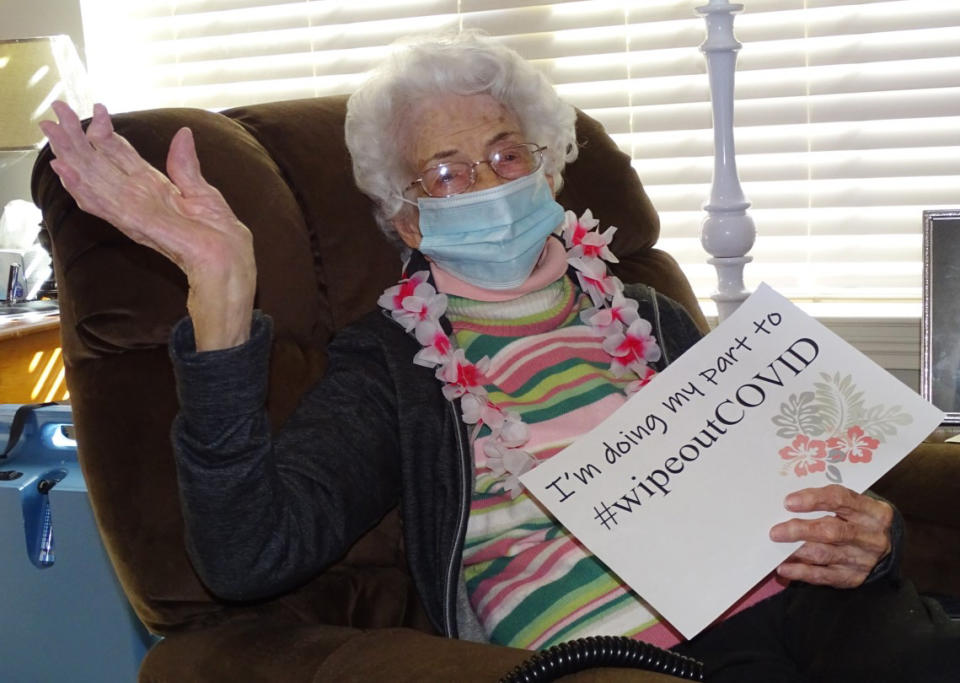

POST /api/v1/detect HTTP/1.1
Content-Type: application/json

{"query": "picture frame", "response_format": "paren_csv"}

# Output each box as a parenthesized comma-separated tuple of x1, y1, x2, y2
(921, 209, 960, 425)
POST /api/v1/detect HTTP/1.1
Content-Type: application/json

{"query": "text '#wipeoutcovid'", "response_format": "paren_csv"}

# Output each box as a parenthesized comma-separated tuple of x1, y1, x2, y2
(592, 337, 819, 531)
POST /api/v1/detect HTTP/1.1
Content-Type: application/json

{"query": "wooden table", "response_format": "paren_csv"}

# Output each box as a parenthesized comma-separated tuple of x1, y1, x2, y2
(0, 312, 68, 403)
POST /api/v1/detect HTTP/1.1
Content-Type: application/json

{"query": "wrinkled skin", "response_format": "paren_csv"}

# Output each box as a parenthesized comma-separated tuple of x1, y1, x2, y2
(770, 484, 893, 587)
(40, 101, 256, 351)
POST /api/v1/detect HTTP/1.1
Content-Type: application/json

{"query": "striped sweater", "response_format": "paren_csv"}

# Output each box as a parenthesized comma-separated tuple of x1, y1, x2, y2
(447, 275, 787, 649)
(448, 275, 684, 649)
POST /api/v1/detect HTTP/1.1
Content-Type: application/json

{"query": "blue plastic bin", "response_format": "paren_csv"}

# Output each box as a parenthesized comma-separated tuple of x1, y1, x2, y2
(0, 404, 155, 682)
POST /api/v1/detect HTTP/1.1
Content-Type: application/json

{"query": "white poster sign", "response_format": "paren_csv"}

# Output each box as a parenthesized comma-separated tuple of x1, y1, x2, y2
(520, 283, 942, 639)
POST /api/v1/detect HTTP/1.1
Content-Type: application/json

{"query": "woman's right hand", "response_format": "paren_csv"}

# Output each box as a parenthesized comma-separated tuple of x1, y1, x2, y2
(39, 101, 257, 350)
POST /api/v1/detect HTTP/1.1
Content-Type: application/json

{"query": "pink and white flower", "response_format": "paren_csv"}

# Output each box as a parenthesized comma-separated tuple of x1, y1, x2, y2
(436, 350, 489, 401)
(580, 290, 640, 337)
(487, 409, 529, 447)
(560, 209, 600, 249)
(460, 392, 503, 427)
(413, 320, 453, 368)
(570, 227, 619, 263)
(397, 288, 447, 333)
(377, 270, 429, 312)
(602, 318, 662, 377)
(624, 365, 657, 395)
(483, 439, 538, 498)
(562, 209, 619, 262)
(377, 271, 447, 333)
(568, 255, 623, 308)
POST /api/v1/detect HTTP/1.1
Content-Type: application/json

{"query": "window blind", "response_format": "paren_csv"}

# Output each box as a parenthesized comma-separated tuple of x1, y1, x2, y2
(78, 0, 960, 310)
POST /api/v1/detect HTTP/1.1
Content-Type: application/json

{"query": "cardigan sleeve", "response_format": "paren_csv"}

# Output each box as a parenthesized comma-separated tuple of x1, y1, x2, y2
(168, 311, 402, 600)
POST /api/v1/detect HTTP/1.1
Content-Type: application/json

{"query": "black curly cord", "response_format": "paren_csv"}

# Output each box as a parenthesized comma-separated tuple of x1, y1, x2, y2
(499, 635, 704, 682)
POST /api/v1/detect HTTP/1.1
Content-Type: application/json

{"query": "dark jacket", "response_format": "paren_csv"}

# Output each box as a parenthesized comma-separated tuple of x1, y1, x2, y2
(168, 282, 704, 637)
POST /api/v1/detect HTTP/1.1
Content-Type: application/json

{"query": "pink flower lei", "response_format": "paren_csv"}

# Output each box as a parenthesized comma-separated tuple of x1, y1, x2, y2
(378, 209, 661, 496)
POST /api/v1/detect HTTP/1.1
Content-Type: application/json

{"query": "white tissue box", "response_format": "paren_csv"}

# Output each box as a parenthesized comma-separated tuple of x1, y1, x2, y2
(0, 249, 26, 300)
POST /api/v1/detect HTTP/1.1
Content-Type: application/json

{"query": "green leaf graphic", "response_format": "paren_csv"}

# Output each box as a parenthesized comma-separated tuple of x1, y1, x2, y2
(827, 448, 847, 463)
(826, 465, 843, 483)
(773, 371, 912, 480)
(772, 391, 821, 438)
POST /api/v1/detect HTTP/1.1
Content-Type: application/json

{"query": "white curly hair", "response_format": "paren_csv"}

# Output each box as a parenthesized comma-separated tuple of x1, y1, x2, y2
(344, 31, 578, 248)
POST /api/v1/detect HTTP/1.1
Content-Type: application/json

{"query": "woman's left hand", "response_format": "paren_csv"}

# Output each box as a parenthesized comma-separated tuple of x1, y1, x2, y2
(769, 484, 893, 588)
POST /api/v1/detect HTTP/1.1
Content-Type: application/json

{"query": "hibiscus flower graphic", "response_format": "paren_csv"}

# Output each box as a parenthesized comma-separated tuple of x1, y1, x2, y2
(771, 372, 913, 482)
(778, 434, 827, 477)
(826, 426, 879, 464)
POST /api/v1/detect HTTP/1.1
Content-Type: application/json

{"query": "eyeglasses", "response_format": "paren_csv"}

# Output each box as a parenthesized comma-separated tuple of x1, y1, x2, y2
(409, 143, 547, 198)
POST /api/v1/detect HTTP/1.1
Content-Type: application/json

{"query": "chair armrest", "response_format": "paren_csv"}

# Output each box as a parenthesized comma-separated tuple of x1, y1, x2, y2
(143, 622, 686, 683)
(873, 442, 960, 596)
(318, 628, 687, 683)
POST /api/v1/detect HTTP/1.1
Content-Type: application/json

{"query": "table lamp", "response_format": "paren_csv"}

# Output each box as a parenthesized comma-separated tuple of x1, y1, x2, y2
(0, 35, 92, 154)
(1, 35, 92, 303)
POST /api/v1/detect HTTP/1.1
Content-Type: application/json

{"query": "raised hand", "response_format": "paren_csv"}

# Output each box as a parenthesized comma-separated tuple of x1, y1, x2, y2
(769, 484, 894, 588)
(39, 101, 256, 350)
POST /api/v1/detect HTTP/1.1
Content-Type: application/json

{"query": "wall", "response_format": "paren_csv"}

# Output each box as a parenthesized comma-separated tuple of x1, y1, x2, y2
(823, 318, 920, 393)
(1, 0, 85, 210)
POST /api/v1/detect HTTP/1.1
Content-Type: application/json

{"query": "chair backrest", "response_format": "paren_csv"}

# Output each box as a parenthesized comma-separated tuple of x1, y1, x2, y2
(31, 95, 706, 635)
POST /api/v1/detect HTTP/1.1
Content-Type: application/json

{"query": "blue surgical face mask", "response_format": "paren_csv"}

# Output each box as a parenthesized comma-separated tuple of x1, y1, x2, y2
(413, 169, 564, 290)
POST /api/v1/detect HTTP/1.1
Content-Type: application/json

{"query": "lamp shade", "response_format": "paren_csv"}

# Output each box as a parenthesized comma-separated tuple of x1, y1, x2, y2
(0, 36, 92, 151)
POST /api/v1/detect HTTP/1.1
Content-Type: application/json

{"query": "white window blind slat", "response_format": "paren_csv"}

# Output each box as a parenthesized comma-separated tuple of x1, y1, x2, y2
(635, 146, 960, 186)
(78, 0, 960, 308)
(617, 116, 960, 158)
(660, 207, 946, 238)
(647, 176, 958, 212)
(613, 86, 960, 133)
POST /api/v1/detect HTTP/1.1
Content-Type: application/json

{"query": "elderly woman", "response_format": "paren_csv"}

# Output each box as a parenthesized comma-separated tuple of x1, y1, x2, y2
(40, 32, 958, 682)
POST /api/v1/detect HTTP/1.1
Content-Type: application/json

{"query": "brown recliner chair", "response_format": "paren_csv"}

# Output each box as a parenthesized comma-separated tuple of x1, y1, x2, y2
(31, 96, 960, 682)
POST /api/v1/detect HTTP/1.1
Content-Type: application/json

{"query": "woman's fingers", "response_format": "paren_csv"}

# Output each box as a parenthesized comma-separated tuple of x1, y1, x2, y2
(39, 106, 84, 161)
(42, 102, 127, 199)
(47, 100, 87, 146)
(47, 151, 124, 223)
(770, 513, 889, 554)
(166, 127, 211, 199)
(786, 540, 877, 576)
(777, 534, 876, 587)
(783, 485, 893, 536)
(775, 557, 868, 588)
(43, 101, 155, 187)
(48, 158, 81, 191)
(40, 100, 252, 280)
(43, 102, 172, 224)
(85, 103, 153, 176)
(83, 103, 113, 143)
(770, 484, 894, 589)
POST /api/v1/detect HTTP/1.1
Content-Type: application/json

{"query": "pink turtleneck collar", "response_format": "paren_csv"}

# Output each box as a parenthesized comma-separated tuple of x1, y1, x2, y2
(429, 237, 568, 302)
